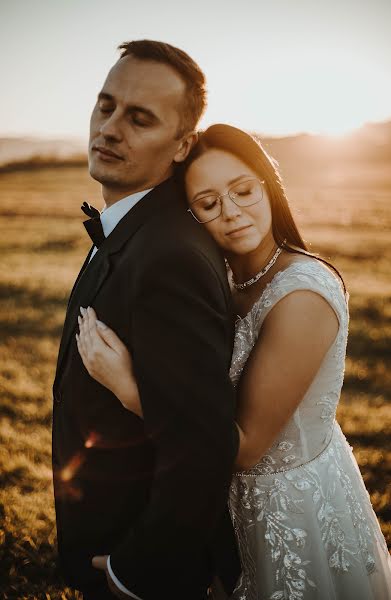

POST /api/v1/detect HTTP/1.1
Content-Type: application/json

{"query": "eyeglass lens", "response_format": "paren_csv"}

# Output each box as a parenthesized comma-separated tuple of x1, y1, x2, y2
(191, 178, 263, 223)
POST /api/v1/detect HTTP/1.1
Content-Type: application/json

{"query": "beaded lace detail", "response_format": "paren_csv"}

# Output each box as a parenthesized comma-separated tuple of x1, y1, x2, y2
(228, 260, 390, 600)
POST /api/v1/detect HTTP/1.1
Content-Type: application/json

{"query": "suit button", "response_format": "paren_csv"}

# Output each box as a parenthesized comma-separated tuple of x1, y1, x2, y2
(54, 389, 62, 403)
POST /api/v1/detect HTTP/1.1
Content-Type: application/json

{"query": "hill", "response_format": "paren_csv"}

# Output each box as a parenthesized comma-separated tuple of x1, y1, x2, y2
(1, 120, 390, 190)
(0, 137, 86, 172)
(259, 120, 391, 191)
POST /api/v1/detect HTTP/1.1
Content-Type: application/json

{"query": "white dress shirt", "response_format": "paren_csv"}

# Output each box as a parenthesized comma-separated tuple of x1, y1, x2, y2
(88, 188, 152, 262)
(86, 188, 152, 599)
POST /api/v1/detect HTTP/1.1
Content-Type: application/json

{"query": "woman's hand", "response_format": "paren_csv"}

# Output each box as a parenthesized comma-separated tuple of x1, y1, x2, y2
(76, 306, 143, 418)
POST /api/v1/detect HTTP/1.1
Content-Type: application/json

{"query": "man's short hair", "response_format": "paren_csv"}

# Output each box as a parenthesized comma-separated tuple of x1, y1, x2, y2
(118, 39, 207, 138)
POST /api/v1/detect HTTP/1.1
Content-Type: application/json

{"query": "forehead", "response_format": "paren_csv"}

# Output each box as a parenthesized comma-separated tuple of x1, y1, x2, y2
(102, 55, 185, 112)
(187, 149, 254, 186)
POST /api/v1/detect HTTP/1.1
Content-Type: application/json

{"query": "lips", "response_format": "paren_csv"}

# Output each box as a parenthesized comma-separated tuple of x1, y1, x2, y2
(226, 224, 252, 237)
(93, 145, 123, 160)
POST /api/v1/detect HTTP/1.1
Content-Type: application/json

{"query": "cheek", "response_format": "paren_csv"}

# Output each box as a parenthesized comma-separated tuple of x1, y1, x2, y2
(203, 222, 223, 243)
(137, 129, 176, 153)
(132, 137, 176, 169)
(251, 203, 272, 235)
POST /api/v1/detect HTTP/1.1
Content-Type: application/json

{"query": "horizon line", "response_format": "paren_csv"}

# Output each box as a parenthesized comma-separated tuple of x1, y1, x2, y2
(1, 116, 390, 143)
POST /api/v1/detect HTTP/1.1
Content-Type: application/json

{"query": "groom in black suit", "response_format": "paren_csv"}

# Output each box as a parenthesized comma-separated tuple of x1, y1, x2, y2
(52, 40, 240, 600)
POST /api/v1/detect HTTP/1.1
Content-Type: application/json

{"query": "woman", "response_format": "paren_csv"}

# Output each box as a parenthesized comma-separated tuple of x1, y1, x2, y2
(76, 125, 391, 599)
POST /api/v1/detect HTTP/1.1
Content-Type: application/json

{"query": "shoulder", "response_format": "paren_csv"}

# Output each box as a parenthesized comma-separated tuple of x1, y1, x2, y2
(140, 199, 227, 280)
(252, 257, 348, 330)
(270, 258, 346, 306)
(142, 227, 226, 282)
(278, 257, 342, 286)
(264, 285, 339, 334)
(134, 215, 230, 305)
(260, 262, 341, 350)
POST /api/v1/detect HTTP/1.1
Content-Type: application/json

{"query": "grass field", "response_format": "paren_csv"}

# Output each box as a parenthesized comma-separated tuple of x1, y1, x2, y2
(0, 165, 390, 598)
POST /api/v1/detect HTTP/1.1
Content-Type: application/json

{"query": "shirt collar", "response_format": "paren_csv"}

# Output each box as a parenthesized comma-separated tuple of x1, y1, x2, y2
(100, 189, 152, 238)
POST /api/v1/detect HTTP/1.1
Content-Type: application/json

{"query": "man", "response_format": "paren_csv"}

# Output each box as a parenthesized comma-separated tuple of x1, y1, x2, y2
(52, 40, 240, 600)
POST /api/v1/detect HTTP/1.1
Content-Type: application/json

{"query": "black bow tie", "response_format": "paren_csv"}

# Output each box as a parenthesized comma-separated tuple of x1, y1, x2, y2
(81, 202, 105, 248)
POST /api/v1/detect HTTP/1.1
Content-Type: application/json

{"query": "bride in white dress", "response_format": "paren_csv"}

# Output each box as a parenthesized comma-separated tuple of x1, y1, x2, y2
(76, 124, 391, 599)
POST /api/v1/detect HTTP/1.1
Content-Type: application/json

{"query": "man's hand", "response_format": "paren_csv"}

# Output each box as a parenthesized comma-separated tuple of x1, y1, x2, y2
(92, 555, 131, 599)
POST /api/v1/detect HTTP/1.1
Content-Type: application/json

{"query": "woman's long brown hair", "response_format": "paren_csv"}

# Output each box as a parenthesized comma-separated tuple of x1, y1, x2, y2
(181, 123, 346, 292)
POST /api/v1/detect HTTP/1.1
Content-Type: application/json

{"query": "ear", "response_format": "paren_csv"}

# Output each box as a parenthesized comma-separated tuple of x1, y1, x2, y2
(173, 131, 198, 163)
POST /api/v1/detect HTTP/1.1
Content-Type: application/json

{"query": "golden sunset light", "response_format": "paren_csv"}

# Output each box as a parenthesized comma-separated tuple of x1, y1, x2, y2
(1, 1, 390, 597)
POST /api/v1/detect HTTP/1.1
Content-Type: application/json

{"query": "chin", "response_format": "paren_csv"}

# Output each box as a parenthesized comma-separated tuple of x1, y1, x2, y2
(89, 162, 123, 186)
(88, 158, 106, 183)
(226, 237, 261, 255)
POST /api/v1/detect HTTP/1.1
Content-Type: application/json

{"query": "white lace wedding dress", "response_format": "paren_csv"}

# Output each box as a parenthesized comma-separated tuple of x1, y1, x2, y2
(228, 260, 391, 600)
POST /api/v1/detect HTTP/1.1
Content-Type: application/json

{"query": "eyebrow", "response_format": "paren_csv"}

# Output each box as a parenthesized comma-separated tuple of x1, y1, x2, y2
(191, 174, 253, 203)
(97, 92, 160, 123)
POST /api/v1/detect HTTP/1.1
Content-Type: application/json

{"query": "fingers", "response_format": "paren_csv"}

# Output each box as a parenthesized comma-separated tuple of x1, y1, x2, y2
(77, 308, 89, 348)
(92, 554, 108, 571)
(86, 306, 98, 338)
(85, 307, 106, 348)
(75, 330, 85, 362)
(82, 306, 94, 347)
(87, 305, 98, 321)
(76, 307, 97, 372)
(82, 307, 126, 356)
(96, 320, 127, 354)
(78, 307, 99, 350)
(77, 306, 113, 373)
(77, 306, 132, 383)
(76, 308, 88, 362)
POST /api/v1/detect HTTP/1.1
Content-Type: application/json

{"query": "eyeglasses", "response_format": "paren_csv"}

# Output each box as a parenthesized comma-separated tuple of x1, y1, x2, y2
(187, 177, 265, 224)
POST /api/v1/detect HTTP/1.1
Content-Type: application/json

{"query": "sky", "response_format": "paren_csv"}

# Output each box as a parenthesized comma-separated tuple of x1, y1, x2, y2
(1, 0, 391, 139)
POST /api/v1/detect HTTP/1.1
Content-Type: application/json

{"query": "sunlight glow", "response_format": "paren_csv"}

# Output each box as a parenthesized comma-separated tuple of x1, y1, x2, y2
(202, 49, 391, 137)
(60, 453, 85, 482)
(1, 0, 390, 138)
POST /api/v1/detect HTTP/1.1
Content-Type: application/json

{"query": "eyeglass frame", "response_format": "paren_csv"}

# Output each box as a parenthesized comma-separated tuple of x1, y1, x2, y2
(187, 177, 265, 224)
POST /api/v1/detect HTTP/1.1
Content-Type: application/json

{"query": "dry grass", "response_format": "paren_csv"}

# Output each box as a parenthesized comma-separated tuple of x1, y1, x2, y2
(0, 166, 390, 598)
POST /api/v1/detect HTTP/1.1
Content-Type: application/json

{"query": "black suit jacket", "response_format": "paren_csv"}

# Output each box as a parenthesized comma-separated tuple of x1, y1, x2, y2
(52, 175, 240, 599)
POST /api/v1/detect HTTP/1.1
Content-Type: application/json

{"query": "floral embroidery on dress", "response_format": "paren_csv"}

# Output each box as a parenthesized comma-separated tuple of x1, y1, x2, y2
(278, 441, 294, 452)
(317, 391, 340, 423)
(285, 436, 377, 574)
(230, 427, 380, 599)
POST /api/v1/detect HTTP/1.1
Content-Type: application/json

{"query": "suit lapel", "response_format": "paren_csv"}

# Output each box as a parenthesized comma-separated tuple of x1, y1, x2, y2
(55, 250, 112, 377)
(67, 245, 95, 307)
(92, 175, 182, 257)
(55, 176, 182, 379)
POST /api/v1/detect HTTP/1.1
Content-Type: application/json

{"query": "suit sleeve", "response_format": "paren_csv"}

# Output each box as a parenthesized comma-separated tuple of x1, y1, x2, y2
(109, 245, 239, 599)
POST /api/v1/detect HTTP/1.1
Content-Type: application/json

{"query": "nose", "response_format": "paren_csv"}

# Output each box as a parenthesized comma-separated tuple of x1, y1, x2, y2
(99, 110, 123, 142)
(220, 196, 242, 221)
